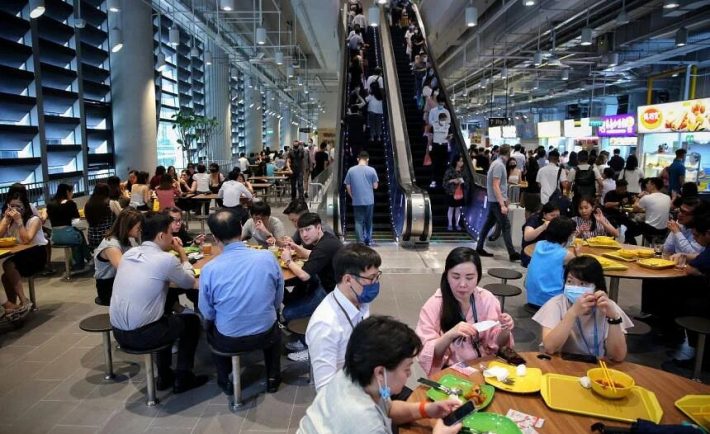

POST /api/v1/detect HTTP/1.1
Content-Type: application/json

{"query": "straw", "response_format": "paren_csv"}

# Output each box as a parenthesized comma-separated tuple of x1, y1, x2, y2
(599, 360, 617, 393)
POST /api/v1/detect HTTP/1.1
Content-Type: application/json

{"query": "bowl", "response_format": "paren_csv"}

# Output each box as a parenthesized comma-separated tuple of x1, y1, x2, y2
(587, 368, 635, 399)
(0, 237, 17, 247)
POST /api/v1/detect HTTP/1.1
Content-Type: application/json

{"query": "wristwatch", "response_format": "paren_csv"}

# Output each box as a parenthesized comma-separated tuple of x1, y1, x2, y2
(606, 316, 623, 325)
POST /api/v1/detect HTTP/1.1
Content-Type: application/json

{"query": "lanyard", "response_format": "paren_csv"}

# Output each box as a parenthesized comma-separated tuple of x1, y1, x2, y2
(332, 293, 356, 330)
(576, 310, 600, 357)
(460, 294, 482, 358)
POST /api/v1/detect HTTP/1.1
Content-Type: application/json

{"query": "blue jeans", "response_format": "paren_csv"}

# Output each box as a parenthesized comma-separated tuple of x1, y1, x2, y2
(282, 286, 327, 323)
(51, 226, 91, 269)
(353, 204, 374, 244)
(477, 202, 515, 256)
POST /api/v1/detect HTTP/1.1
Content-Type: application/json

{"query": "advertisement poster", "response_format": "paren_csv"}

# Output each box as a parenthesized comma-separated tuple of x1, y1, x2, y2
(637, 98, 710, 133)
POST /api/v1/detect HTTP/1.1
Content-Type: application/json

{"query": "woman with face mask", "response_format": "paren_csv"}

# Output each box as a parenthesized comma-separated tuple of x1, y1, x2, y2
(416, 247, 515, 376)
(533, 256, 632, 361)
(298, 316, 462, 434)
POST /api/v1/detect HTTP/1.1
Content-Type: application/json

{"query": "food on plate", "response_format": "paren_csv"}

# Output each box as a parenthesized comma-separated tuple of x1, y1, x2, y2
(637, 258, 676, 269)
(587, 236, 616, 245)
(462, 384, 486, 406)
(583, 254, 628, 271)
(594, 378, 625, 389)
(617, 248, 654, 259)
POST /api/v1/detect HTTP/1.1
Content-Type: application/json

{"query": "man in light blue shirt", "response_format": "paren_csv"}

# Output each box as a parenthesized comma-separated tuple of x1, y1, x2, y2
(199, 208, 284, 396)
(344, 151, 379, 246)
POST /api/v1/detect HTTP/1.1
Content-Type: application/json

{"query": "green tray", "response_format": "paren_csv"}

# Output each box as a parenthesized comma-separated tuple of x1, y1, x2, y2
(184, 246, 201, 254)
(462, 413, 522, 434)
(425, 374, 495, 411)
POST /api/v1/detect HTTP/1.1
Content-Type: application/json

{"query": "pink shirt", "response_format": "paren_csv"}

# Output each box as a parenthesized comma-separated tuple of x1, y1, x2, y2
(416, 288, 512, 376)
(155, 188, 176, 210)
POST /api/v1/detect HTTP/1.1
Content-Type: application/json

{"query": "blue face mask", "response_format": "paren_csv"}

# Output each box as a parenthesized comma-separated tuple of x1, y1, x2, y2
(564, 284, 593, 304)
(352, 280, 380, 304)
(378, 369, 391, 401)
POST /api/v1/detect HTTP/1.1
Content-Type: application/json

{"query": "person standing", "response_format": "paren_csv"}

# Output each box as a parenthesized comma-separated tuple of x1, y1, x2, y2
(668, 148, 687, 199)
(427, 94, 451, 188)
(568, 150, 603, 210)
(537, 150, 569, 205)
(475, 144, 520, 261)
(344, 151, 379, 246)
(287, 140, 306, 200)
(608, 148, 625, 176)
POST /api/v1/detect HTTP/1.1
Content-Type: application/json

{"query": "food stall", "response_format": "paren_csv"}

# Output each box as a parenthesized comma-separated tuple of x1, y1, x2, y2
(637, 98, 708, 182)
(563, 118, 598, 152)
(597, 114, 638, 158)
(537, 120, 563, 150)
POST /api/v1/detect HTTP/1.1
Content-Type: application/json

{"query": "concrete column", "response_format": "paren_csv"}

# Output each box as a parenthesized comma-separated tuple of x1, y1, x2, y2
(205, 42, 230, 163)
(265, 90, 279, 149)
(110, 2, 157, 176)
(244, 76, 263, 156)
(280, 106, 291, 149)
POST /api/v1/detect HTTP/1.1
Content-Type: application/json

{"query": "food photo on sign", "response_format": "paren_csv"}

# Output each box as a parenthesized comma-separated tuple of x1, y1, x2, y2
(638, 98, 710, 133)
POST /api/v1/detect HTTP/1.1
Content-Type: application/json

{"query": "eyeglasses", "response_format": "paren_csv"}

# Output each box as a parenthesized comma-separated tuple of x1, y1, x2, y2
(352, 271, 382, 284)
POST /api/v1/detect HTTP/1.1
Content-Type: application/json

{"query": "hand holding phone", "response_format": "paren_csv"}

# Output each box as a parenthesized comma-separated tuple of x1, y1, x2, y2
(442, 400, 476, 426)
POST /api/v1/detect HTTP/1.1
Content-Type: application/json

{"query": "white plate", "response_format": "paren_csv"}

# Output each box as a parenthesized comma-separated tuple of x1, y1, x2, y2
(473, 320, 500, 333)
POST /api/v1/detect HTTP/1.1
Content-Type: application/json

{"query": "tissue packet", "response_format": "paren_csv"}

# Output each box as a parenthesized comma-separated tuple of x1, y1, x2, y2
(506, 409, 545, 429)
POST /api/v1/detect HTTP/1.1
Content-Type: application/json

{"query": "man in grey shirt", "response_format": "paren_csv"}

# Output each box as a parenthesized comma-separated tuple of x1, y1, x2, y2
(475, 144, 520, 261)
(241, 201, 286, 247)
(110, 212, 208, 394)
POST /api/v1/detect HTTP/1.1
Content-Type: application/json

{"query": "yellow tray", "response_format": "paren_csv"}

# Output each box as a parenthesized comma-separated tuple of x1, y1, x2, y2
(540, 374, 663, 423)
(0, 249, 11, 256)
(483, 361, 543, 394)
(637, 258, 676, 270)
(602, 252, 639, 263)
(193, 268, 201, 278)
(583, 254, 629, 271)
(675, 394, 710, 430)
(0, 238, 16, 247)
(586, 241, 623, 249)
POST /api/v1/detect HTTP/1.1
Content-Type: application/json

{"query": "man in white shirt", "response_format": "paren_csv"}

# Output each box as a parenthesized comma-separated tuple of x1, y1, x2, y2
(351, 11, 367, 32)
(631, 177, 671, 243)
(305, 243, 381, 392)
(427, 94, 451, 188)
(365, 67, 384, 92)
(511, 144, 526, 171)
(218, 170, 253, 208)
(238, 153, 249, 172)
(537, 150, 568, 204)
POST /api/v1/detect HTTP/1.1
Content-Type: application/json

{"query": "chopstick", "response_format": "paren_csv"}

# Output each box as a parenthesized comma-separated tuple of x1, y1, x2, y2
(599, 360, 617, 392)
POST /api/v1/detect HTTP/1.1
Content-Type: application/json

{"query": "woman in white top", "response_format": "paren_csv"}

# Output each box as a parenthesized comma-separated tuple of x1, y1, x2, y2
(129, 171, 152, 210)
(506, 158, 522, 185)
(190, 164, 211, 193)
(366, 82, 384, 143)
(619, 155, 643, 195)
(0, 192, 48, 316)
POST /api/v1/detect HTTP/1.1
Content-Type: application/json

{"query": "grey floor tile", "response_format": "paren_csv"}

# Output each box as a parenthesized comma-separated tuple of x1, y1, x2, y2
(57, 396, 122, 427)
(48, 426, 99, 434)
(16, 400, 80, 434)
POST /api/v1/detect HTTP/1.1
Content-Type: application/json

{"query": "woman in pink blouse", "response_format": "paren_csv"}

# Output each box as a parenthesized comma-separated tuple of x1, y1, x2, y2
(416, 247, 515, 375)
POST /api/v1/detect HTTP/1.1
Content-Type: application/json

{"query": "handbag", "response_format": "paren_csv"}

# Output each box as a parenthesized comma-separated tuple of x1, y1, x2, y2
(548, 166, 572, 215)
(423, 146, 432, 166)
(453, 184, 464, 200)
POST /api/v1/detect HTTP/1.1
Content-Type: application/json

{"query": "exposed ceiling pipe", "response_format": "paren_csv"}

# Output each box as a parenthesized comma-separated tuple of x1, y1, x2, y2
(291, 0, 329, 71)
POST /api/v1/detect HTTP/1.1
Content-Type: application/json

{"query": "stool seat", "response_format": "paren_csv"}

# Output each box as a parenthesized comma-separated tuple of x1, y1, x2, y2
(120, 342, 173, 355)
(676, 316, 710, 335)
(487, 268, 523, 281)
(287, 317, 310, 335)
(208, 345, 248, 358)
(79, 313, 112, 333)
(483, 283, 522, 298)
(626, 320, 652, 336)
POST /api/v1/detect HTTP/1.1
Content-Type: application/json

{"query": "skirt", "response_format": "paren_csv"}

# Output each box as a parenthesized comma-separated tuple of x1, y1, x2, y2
(8, 245, 47, 277)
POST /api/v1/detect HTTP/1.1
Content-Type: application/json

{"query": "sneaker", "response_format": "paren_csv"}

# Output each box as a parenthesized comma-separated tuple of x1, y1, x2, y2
(476, 249, 494, 257)
(509, 253, 521, 262)
(285, 340, 307, 352)
(287, 349, 310, 362)
(429, 181, 437, 188)
(447, 226, 453, 231)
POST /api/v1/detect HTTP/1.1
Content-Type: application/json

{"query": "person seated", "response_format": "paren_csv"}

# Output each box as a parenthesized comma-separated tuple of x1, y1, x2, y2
(237, 173, 254, 195)
(93, 208, 142, 306)
(297, 316, 462, 434)
(162, 207, 202, 314)
(109, 212, 207, 393)
(149, 165, 166, 190)
(525, 216, 579, 308)
(129, 171, 152, 210)
(630, 177, 671, 244)
(521, 202, 560, 267)
(600, 168, 616, 204)
(602, 179, 638, 243)
(533, 256, 633, 361)
(107, 175, 128, 210)
(306, 243, 381, 392)
(240, 201, 286, 248)
(167, 207, 204, 247)
(282, 199, 335, 246)
(121, 170, 137, 195)
(572, 197, 619, 240)
(200, 208, 284, 395)
(217, 170, 252, 223)
(0, 192, 48, 316)
(47, 183, 92, 271)
(84, 183, 117, 251)
(155, 174, 179, 211)
(281, 213, 344, 361)
(416, 247, 515, 376)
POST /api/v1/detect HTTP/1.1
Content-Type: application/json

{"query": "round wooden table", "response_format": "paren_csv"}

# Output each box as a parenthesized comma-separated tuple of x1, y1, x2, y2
(523, 243, 686, 302)
(192, 248, 296, 281)
(400, 352, 710, 434)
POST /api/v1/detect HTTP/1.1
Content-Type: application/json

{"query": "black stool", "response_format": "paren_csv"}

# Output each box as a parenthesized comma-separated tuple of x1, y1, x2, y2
(675, 316, 710, 382)
(286, 317, 313, 383)
(121, 342, 173, 406)
(79, 314, 114, 380)
(487, 268, 523, 285)
(483, 283, 522, 312)
(626, 320, 652, 336)
(208, 345, 245, 411)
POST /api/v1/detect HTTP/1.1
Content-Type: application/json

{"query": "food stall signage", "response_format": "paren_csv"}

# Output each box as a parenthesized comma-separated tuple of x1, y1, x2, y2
(537, 121, 561, 138)
(637, 98, 710, 133)
(598, 114, 636, 137)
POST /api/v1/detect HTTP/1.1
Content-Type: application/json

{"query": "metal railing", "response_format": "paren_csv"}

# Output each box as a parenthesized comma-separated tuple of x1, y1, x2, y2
(0, 169, 117, 207)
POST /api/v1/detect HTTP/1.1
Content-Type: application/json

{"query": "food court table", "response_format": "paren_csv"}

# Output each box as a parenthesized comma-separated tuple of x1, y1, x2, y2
(192, 248, 296, 281)
(0, 243, 35, 260)
(523, 243, 686, 302)
(400, 352, 710, 434)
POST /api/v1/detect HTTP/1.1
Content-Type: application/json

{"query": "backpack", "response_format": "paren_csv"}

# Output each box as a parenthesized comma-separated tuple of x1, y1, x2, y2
(573, 166, 596, 198)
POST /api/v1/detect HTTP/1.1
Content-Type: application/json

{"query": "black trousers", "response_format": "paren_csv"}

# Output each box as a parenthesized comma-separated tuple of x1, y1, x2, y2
(291, 173, 304, 200)
(207, 322, 281, 385)
(95, 278, 114, 306)
(430, 142, 448, 186)
(113, 314, 201, 379)
(165, 287, 199, 313)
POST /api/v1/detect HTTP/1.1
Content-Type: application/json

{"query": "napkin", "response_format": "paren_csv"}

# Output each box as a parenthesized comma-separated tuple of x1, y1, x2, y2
(482, 366, 509, 382)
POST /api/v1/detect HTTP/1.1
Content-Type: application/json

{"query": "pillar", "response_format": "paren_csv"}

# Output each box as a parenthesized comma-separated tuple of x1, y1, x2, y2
(280, 106, 292, 149)
(265, 90, 279, 150)
(205, 42, 231, 163)
(110, 1, 157, 176)
(244, 76, 263, 156)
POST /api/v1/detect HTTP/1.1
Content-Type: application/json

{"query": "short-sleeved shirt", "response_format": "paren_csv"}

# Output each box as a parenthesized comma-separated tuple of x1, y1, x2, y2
(486, 158, 508, 203)
(568, 164, 601, 186)
(344, 164, 379, 206)
(302, 232, 343, 293)
(533, 294, 633, 357)
(47, 200, 79, 227)
(521, 213, 546, 266)
(689, 247, 710, 276)
(241, 216, 286, 247)
(603, 190, 634, 220)
(365, 95, 383, 114)
(526, 240, 568, 306)
(192, 173, 210, 192)
(638, 192, 671, 229)
(537, 163, 567, 204)
(668, 159, 686, 194)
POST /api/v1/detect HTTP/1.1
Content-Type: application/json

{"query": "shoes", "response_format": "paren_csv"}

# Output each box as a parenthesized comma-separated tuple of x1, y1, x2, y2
(39, 267, 56, 276)
(447, 226, 453, 231)
(509, 253, 521, 262)
(173, 372, 209, 394)
(457, 225, 465, 232)
(285, 340, 307, 352)
(476, 249, 493, 257)
(429, 181, 437, 188)
(156, 370, 175, 391)
(287, 349, 310, 362)
(266, 377, 281, 393)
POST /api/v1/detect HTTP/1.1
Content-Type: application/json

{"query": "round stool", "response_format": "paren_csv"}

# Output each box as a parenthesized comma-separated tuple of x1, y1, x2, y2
(483, 283, 522, 312)
(626, 320, 652, 336)
(487, 268, 523, 285)
(208, 345, 246, 411)
(286, 317, 310, 335)
(675, 316, 710, 382)
(121, 342, 173, 406)
(79, 314, 114, 380)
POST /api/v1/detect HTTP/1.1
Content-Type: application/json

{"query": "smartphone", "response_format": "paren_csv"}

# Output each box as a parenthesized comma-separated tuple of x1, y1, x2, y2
(443, 400, 476, 426)
(497, 347, 525, 366)
(561, 352, 598, 364)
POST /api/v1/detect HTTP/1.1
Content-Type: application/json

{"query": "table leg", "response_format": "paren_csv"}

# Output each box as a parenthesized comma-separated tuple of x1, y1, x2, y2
(692, 334, 705, 383)
(608, 277, 620, 303)
(102, 331, 115, 380)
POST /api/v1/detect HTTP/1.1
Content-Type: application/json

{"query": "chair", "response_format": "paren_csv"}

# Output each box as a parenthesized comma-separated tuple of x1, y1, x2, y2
(487, 268, 523, 285)
(483, 283, 522, 312)
(208, 345, 246, 411)
(79, 313, 115, 381)
(51, 244, 74, 280)
(675, 316, 710, 382)
(120, 342, 173, 406)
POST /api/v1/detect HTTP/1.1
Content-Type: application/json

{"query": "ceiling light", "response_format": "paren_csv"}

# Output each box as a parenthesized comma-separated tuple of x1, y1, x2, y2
(169, 27, 180, 46)
(219, 0, 235, 11)
(204, 50, 213, 65)
(616, 9, 630, 25)
(676, 27, 688, 46)
(274, 51, 284, 65)
(580, 27, 593, 46)
(501, 66, 508, 79)
(663, 0, 680, 8)
(297, 76, 303, 86)
(561, 69, 569, 80)
(74, 17, 86, 28)
(465, 6, 478, 27)
(533, 51, 543, 66)
(256, 27, 266, 45)
(190, 44, 199, 58)
(107, 0, 120, 12)
(608, 52, 619, 66)
(110, 26, 123, 53)
(29, 0, 45, 18)
(287, 65, 294, 78)
(368, 6, 379, 27)
(524, 0, 536, 6)
(377, 0, 387, 4)
(156, 52, 167, 71)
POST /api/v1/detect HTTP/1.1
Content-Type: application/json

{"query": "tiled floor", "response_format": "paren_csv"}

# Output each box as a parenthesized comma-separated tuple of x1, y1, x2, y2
(0, 212, 706, 433)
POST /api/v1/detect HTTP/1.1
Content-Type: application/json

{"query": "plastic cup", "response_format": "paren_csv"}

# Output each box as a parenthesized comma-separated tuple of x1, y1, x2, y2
(675, 254, 686, 269)
(202, 243, 212, 255)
